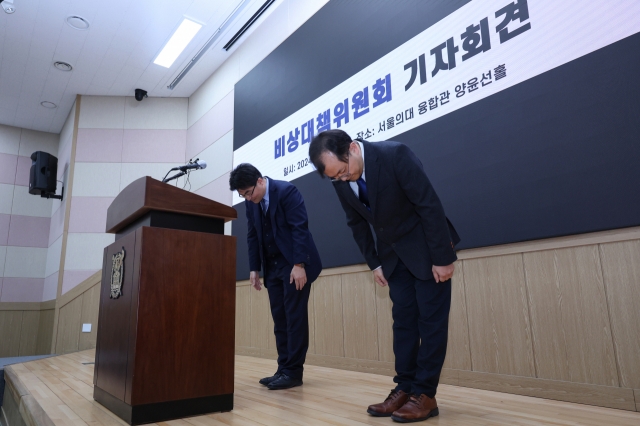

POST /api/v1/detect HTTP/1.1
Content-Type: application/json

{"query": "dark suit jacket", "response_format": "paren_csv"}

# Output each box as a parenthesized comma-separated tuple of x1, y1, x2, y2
(245, 178, 322, 284)
(333, 140, 460, 281)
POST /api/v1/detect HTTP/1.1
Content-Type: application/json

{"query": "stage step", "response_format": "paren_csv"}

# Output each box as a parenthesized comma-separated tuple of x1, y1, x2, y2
(0, 356, 52, 408)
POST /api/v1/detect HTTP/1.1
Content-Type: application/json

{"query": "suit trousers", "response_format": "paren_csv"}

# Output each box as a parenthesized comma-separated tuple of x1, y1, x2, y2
(264, 256, 311, 380)
(388, 258, 451, 397)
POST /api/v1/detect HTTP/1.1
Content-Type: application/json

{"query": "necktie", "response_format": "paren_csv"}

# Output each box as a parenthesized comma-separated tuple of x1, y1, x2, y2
(260, 199, 267, 216)
(356, 177, 370, 210)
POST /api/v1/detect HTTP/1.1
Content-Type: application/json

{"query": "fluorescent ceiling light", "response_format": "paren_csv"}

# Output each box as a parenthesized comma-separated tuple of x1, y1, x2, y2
(154, 19, 202, 68)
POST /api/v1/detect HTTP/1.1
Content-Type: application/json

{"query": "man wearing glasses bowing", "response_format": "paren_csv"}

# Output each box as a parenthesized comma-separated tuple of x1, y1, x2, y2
(309, 130, 460, 423)
(229, 163, 322, 390)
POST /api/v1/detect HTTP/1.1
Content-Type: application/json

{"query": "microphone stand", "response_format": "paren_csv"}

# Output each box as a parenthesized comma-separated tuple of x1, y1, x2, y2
(162, 159, 202, 183)
(162, 171, 186, 183)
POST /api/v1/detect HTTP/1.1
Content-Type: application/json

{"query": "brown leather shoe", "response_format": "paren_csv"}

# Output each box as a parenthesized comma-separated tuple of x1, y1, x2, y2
(367, 389, 410, 417)
(391, 394, 439, 423)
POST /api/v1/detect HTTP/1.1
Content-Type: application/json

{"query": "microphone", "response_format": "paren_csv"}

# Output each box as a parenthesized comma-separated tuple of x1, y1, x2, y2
(162, 160, 207, 183)
(170, 161, 207, 172)
(177, 161, 207, 172)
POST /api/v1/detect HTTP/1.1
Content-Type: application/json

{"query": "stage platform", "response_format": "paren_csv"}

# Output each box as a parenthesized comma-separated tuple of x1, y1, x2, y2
(2, 350, 639, 426)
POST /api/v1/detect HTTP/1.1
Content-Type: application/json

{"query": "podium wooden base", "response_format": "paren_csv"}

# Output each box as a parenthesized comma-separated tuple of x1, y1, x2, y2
(94, 387, 233, 425)
(94, 177, 238, 425)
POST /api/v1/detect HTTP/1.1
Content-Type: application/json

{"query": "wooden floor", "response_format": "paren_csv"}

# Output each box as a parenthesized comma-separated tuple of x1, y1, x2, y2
(7, 350, 640, 426)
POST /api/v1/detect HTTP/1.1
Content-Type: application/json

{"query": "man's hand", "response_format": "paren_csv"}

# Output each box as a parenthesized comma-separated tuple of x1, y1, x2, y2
(290, 265, 307, 290)
(373, 267, 388, 287)
(250, 271, 262, 291)
(432, 263, 455, 283)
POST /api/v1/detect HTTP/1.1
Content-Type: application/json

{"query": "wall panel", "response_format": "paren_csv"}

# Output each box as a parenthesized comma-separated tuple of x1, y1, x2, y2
(36, 309, 54, 355)
(443, 262, 472, 371)
(0, 311, 23, 357)
(523, 250, 571, 381)
(599, 240, 640, 389)
(375, 284, 394, 363)
(55, 296, 83, 354)
(553, 246, 618, 387)
(78, 284, 100, 351)
(18, 311, 40, 356)
(307, 284, 316, 354)
(249, 285, 272, 350)
(463, 254, 535, 377)
(235, 285, 251, 348)
(313, 275, 344, 357)
(341, 271, 378, 361)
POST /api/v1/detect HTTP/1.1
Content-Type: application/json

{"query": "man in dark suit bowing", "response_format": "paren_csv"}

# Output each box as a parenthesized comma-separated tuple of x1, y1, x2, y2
(229, 163, 322, 390)
(309, 130, 460, 423)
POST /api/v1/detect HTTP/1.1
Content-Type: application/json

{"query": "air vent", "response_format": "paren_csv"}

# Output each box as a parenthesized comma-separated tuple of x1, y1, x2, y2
(67, 16, 90, 30)
(54, 61, 73, 71)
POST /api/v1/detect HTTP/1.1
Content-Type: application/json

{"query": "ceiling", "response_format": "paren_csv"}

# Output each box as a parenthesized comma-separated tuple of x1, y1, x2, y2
(0, 0, 272, 134)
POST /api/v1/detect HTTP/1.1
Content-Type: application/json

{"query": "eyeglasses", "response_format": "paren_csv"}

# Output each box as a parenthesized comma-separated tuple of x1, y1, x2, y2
(330, 153, 351, 182)
(238, 185, 256, 199)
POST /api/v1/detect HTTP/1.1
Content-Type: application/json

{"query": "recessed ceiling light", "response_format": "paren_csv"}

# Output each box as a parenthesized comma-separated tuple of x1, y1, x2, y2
(66, 16, 90, 30)
(40, 101, 57, 109)
(154, 18, 202, 68)
(54, 61, 73, 72)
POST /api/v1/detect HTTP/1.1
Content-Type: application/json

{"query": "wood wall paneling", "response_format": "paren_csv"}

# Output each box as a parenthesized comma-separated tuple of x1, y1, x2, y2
(249, 285, 272, 350)
(36, 309, 54, 355)
(375, 284, 394, 363)
(553, 246, 618, 387)
(78, 284, 100, 351)
(267, 299, 276, 352)
(463, 254, 535, 377)
(523, 250, 571, 381)
(307, 284, 316, 354)
(524, 247, 619, 387)
(235, 286, 251, 348)
(312, 275, 344, 357)
(341, 271, 378, 361)
(0, 308, 50, 357)
(55, 296, 83, 354)
(228, 227, 640, 411)
(599, 240, 640, 389)
(443, 261, 472, 371)
(18, 311, 40, 356)
(0, 311, 23, 357)
(455, 369, 636, 411)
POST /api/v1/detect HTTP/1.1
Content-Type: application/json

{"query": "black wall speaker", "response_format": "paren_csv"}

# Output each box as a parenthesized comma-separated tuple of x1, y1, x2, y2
(29, 151, 58, 196)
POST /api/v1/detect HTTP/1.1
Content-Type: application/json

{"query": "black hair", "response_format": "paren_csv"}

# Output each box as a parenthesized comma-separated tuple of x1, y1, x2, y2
(229, 163, 262, 191)
(308, 129, 353, 177)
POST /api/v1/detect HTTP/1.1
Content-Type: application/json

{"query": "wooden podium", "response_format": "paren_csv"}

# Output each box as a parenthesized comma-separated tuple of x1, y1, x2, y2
(93, 177, 237, 425)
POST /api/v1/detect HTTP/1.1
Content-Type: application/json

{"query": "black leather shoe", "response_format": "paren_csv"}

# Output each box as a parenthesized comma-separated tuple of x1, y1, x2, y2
(259, 373, 282, 386)
(267, 374, 303, 390)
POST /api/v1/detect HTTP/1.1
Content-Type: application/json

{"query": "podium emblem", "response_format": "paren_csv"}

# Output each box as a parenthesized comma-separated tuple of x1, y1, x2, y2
(110, 248, 125, 299)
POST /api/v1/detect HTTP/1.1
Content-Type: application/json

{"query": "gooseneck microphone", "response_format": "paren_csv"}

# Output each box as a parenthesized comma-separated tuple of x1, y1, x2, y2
(162, 159, 207, 183)
(172, 161, 207, 172)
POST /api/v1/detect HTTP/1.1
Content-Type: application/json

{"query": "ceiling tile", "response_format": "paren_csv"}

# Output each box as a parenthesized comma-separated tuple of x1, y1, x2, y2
(102, 47, 134, 68)
(0, 109, 17, 127)
(90, 62, 124, 89)
(124, 45, 156, 70)
(85, 85, 111, 96)
(14, 116, 36, 130)
(53, 26, 91, 65)
(0, 96, 20, 110)
(63, 75, 93, 96)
